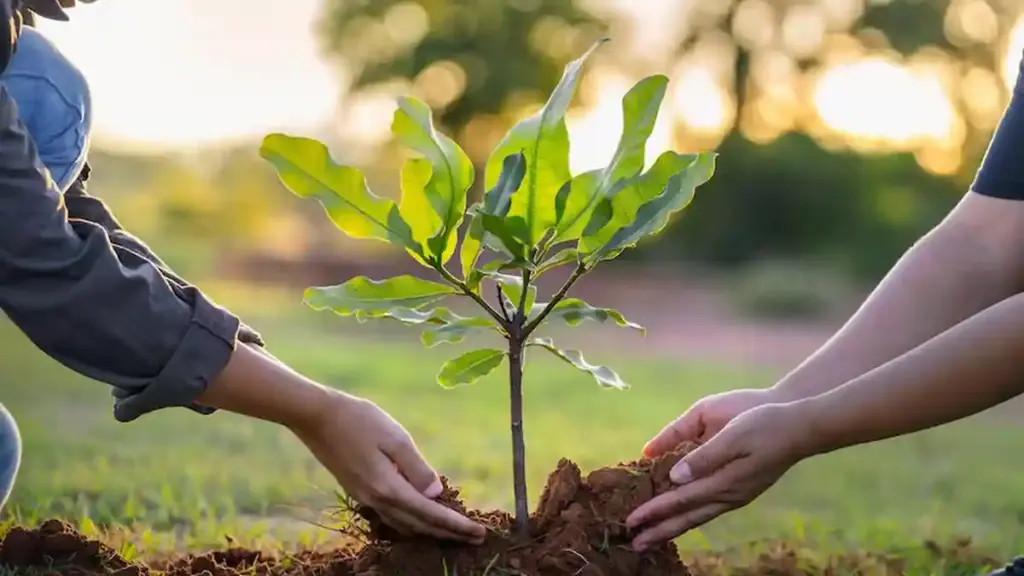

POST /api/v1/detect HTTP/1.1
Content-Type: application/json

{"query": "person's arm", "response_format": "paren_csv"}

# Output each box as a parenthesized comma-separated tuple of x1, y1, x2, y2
(0, 1, 485, 543)
(769, 194, 1024, 401)
(800, 290, 1024, 453)
(64, 168, 266, 347)
(0, 25, 267, 349)
(625, 293, 1024, 548)
(770, 76, 1024, 403)
(194, 343, 486, 543)
(0, 84, 239, 421)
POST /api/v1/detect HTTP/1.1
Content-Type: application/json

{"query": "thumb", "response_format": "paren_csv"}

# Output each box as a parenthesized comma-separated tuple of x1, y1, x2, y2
(384, 439, 443, 498)
(669, 433, 737, 485)
(643, 405, 705, 458)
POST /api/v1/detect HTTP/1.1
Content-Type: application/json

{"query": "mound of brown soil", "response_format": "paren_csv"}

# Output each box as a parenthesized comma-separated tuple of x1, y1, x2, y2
(0, 518, 140, 576)
(0, 447, 695, 576)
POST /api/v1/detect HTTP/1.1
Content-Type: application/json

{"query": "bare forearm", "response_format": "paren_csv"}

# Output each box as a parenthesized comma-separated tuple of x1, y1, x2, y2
(801, 292, 1024, 453)
(773, 221, 1021, 401)
(195, 343, 337, 430)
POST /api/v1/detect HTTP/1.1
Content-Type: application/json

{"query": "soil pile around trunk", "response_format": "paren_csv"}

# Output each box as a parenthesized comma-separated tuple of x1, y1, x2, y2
(0, 447, 696, 576)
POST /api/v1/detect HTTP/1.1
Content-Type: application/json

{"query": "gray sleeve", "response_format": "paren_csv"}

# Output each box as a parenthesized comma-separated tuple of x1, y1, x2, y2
(64, 172, 265, 347)
(0, 86, 241, 422)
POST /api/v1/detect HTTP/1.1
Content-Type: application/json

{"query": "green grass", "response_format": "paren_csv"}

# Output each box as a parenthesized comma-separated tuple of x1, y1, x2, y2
(1, 284, 1024, 562)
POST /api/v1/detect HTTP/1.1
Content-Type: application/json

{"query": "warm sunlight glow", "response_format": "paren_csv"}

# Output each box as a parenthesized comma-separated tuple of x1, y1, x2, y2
(813, 57, 957, 145)
(671, 66, 730, 134)
(27, 0, 1024, 159)
(1003, 14, 1024, 90)
(567, 71, 674, 175)
(35, 0, 342, 150)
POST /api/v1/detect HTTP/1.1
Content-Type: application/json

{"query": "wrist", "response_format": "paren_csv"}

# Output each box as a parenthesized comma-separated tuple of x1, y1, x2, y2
(287, 388, 367, 446)
(281, 380, 334, 431)
(784, 394, 842, 458)
(200, 344, 341, 432)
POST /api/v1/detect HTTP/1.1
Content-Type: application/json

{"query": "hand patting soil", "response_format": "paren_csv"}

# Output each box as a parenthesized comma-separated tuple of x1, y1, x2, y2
(0, 446, 697, 576)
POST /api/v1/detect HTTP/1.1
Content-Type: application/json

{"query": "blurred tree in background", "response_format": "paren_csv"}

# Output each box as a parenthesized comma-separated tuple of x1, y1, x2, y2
(89, 147, 313, 279)
(316, 0, 1022, 282)
(318, 0, 607, 160)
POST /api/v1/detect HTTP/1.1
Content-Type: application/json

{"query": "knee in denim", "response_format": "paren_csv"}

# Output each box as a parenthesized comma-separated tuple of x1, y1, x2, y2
(1, 26, 92, 191)
(0, 405, 20, 508)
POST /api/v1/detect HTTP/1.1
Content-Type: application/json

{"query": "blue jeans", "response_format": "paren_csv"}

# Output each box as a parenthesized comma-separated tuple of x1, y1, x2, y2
(0, 404, 19, 510)
(0, 26, 91, 191)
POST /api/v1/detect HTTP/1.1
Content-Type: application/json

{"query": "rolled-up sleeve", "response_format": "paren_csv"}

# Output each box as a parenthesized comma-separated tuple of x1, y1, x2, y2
(0, 86, 240, 422)
(64, 171, 266, 348)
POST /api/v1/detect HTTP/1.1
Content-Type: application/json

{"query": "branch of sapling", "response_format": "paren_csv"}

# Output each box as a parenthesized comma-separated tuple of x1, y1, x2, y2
(522, 262, 588, 338)
(511, 269, 533, 334)
(497, 284, 512, 323)
(436, 266, 509, 328)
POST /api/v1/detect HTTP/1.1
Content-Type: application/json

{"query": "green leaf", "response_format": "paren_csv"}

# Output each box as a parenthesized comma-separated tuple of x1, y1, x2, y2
(495, 273, 537, 316)
(349, 305, 458, 325)
(554, 171, 597, 235)
(579, 151, 697, 250)
(529, 337, 629, 389)
(353, 306, 453, 324)
(422, 316, 497, 347)
(437, 349, 506, 388)
(392, 97, 475, 265)
(482, 152, 527, 216)
(479, 213, 530, 261)
(303, 275, 457, 316)
(536, 247, 580, 275)
(484, 39, 606, 244)
(260, 134, 423, 259)
(460, 204, 488, 282)
(553, 75, 669, 243)
(465, 257, 512, 291)
(582, 152, 717, 262)
(397, 158, 442, 266)
(530, 298, 645, 334)
(460, 153, 527, 278)
(342, 305, 498, 345)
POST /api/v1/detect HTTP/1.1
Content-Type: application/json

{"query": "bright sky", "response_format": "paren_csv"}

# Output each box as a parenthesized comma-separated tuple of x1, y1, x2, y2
(35, 0, 342, 150)
(32, 0, 1024, 174)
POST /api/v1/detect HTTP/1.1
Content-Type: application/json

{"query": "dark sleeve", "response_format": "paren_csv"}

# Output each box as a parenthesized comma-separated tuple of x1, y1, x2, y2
(971, 53, 1024, 200)
(0, 85, 240, 422)
(64, 170, 265, 347)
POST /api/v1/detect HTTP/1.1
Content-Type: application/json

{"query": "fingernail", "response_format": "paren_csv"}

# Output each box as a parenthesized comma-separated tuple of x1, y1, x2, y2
(424, 479, 443, 498)
(633, 539, 647, 552)
(670, 462, 692, 484)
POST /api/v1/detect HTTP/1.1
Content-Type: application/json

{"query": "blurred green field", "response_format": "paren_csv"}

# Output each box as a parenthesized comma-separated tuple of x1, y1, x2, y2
(1, 281, 1023, 563)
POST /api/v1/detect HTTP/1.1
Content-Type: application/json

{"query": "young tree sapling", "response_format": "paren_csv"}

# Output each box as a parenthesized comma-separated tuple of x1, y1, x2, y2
(259, 39, 717, 541)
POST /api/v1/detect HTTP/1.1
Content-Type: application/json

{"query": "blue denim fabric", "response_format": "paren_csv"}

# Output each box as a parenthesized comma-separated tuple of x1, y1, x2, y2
(1, 26, 90, 192)
(0, 404, 20, 510)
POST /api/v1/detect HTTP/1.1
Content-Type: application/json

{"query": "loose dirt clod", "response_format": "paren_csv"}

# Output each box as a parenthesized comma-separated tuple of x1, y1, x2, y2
(0, 518, 136, 575)
(0, 448, 697, 576)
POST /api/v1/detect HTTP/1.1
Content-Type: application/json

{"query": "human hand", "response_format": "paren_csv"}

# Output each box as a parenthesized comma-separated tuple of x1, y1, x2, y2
(641, 388, 777, 459)
(626, 402, 818, 550)
(292, 392, 486, 544)
(197, 345, 486, 544)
